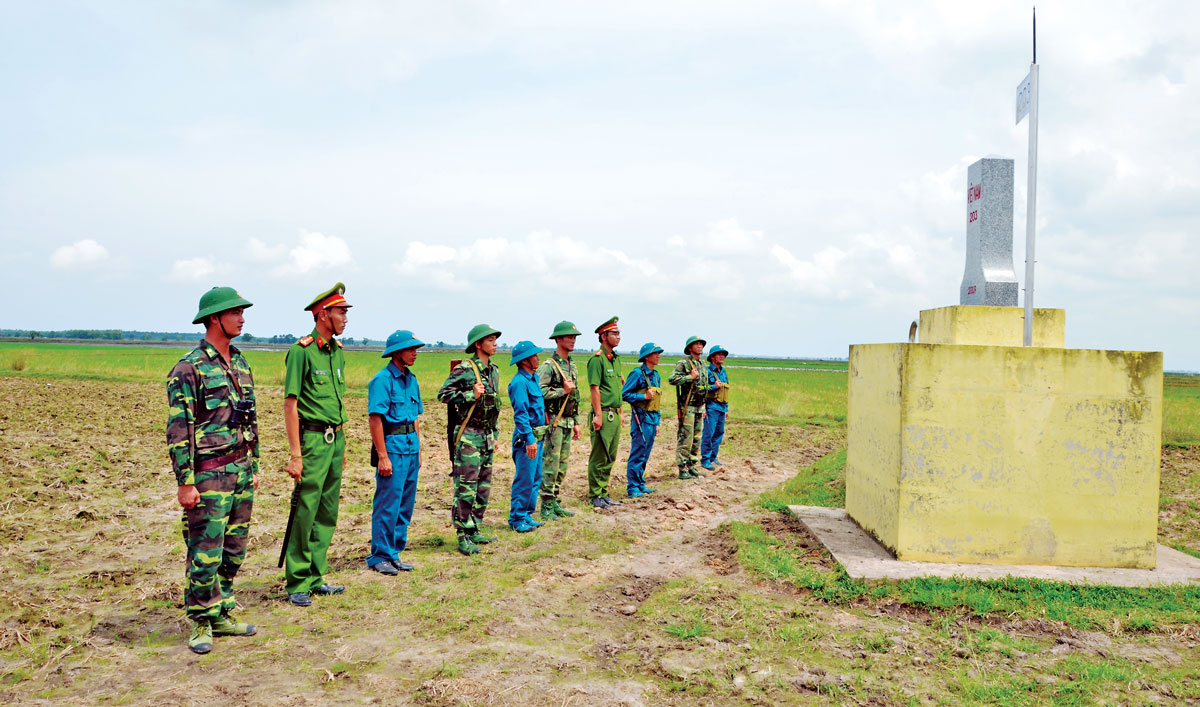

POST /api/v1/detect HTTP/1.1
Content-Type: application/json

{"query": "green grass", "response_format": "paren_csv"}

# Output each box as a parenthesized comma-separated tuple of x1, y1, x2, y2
(757, 448, 846, 510)
(0, 342, 848, 428)
(1164, 374, 1200, 446)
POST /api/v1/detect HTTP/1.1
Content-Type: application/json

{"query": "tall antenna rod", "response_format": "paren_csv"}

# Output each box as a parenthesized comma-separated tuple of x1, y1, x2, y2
(1033, 7, 1037, 63)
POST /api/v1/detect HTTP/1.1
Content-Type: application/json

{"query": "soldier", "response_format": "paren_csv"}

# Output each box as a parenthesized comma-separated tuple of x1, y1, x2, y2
(669, 335, 710, 480)
(507, 341, 548, 532)
(282, 283, 352, 607)
(166, 286, 259, 654)
(366, 330, 426, 575)
(438, 324, 503, 555)
(586, 316, 624, 508)
(701, 345, 731, 470)
(622, 343, 664, 498)
(536, 321, 582, 521)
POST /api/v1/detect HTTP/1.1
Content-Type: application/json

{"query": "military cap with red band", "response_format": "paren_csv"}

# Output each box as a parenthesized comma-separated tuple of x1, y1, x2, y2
(304, 282, 353, 312)
(594, 316, 619, 334)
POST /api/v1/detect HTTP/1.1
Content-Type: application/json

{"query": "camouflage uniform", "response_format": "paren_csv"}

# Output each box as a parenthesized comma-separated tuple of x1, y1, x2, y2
(438, 355, 502, 539)
(669, 355, 710, 477)
(537, 352, 580, 507)
(166, 340, 257, 621)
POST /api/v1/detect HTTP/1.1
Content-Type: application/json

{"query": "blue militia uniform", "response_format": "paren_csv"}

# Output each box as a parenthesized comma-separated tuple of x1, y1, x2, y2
(366, 362, 423, 569)
(622, 364, 661, 495)
(508, 369, 547, 527)
(701, 363, 729, 466)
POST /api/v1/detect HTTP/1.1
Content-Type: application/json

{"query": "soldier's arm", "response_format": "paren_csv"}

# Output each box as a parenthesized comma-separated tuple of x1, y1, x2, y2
(166, 361, 200, 487)
(509, 381, 533, 443)
(621, 368, 645, 403)
(668, 360, 688, 386)
(538, 362, 563, 401)
(437, 366, 473, 405)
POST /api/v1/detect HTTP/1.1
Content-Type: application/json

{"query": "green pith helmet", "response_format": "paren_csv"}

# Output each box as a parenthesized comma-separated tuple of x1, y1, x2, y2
(192, 287, 254, 325)
(465, 323, 502, 354)
(549, 320, 582, 339)
(684, 335, 706, 352)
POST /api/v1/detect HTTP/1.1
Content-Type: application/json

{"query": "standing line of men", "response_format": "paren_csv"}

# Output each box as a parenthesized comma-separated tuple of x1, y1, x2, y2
(168, 291, 734, 653)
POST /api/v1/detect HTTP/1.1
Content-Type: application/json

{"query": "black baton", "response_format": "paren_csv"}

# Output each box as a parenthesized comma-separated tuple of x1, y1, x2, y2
(278, 481, 300, 568)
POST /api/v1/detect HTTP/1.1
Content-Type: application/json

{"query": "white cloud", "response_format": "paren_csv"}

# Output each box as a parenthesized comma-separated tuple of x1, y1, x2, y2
(246, 230, 355, 275)
(394, 230, 665, 296)
(49, 239, 109, 270)
(170, 257, 217, 282)
(247, 237, 287, 262)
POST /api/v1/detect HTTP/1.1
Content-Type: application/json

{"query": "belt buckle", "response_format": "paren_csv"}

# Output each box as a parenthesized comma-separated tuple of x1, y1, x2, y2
(323, 426, 336, 444)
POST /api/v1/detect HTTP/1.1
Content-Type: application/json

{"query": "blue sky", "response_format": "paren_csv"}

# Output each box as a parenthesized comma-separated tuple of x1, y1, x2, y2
(2, 1, 1197, 368)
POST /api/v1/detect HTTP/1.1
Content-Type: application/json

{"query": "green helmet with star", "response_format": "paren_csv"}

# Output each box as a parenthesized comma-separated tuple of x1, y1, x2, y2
(192, 287, 253, 325)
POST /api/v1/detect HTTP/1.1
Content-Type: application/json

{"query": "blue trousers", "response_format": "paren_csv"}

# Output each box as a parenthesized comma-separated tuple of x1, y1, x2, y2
(367, 451, 420, 568)
(701, 407, 726, 465)
(509, 439, 544, 526)
(626, 413, 658, 493)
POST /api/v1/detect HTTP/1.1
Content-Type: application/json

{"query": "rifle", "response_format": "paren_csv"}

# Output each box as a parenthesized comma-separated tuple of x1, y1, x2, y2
(678, 359, 698, 420)
(278, 481, 300, 568)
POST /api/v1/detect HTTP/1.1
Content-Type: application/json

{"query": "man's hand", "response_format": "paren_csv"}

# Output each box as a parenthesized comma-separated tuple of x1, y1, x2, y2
(572, 424, 581, 441)
(285, 456, 303, 482)
(592, 412, 602, 431)
(689, 367, 699, 380)
(177, 484, 200, 509)
(473, 381, 486, 398)
(525, 443, 537, 459)
(563, 378, 575, 395)
(252, 475, 259, 491)
(645, 388, 656, 400)
(378, 453, 393, 477)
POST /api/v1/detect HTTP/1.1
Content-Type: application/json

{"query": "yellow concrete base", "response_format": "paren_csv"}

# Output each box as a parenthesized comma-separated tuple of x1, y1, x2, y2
(918, 305, 1065, 347)
(846, 311, 1163, 569)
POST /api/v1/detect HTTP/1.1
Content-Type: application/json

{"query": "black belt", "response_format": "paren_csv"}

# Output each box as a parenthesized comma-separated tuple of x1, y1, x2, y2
(300, 421, 342, 433)
(195, 442, 253, 472)
(383, 421, 416, 435)
(601, 406, 621, 412)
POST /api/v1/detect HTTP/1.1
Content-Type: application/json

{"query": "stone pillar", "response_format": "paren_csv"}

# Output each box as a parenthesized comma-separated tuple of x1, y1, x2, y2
(960, 158, 1019, 306)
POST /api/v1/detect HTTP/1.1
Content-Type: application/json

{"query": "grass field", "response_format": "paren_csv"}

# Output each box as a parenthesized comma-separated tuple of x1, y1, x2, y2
(0, 342, 1197, 704)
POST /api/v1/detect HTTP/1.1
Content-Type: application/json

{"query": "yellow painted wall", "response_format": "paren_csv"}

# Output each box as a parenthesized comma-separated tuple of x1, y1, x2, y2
(846, 339, 1162, 569)
(846, 344, 904, 550)
(919, 305, 1065, 347)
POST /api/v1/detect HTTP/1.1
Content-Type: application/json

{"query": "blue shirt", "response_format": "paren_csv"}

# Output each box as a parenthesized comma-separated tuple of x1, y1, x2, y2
(508, 369, 547, 446)
(706, 363, 730, 414)
(622, 364, 662, 426)
(367, 362, 423, 455)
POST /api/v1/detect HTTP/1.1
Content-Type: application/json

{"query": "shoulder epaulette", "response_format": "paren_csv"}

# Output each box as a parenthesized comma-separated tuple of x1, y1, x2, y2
(594, 350, 602, 356)
(298, 336, 314, 347)
(335, 339, 343, 348)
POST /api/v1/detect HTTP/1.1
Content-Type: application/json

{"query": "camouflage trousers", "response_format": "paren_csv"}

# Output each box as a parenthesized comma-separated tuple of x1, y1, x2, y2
(181, 459, 254, 620)
(539, 422, 573, 504)
(450, 429, 496, 537)
(676, 405, 705, 472)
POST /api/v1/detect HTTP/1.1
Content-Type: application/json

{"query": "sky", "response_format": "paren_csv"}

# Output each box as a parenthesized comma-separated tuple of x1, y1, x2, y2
(2, 1, 1197, 368)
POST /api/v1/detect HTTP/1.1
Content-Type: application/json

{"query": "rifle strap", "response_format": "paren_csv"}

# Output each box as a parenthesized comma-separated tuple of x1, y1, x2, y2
(548, 357, 569, 427)
(453, 360, 483, 448)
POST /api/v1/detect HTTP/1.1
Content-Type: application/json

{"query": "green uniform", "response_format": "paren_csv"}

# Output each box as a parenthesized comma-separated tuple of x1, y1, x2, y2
(669, 356, 709, 475)
(586, 349, 623, 499)
(283, 329, 348, 595)
(537, 352, 580, 505)
(438, 355, 502, 538)
(166, 341, 258, 620)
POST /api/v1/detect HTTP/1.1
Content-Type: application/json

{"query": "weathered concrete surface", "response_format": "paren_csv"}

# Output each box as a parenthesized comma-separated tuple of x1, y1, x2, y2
(790, 506, 1200, 587)
(846, 337, 1163, 569)
(918, 304, 1065, 348)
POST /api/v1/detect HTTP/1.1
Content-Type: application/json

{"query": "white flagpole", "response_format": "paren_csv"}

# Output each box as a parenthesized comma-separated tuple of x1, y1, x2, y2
(1022, 9, 1039, 347)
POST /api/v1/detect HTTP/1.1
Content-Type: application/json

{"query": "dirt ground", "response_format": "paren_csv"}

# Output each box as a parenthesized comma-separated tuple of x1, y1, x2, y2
(1, 376, 1197, 705)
